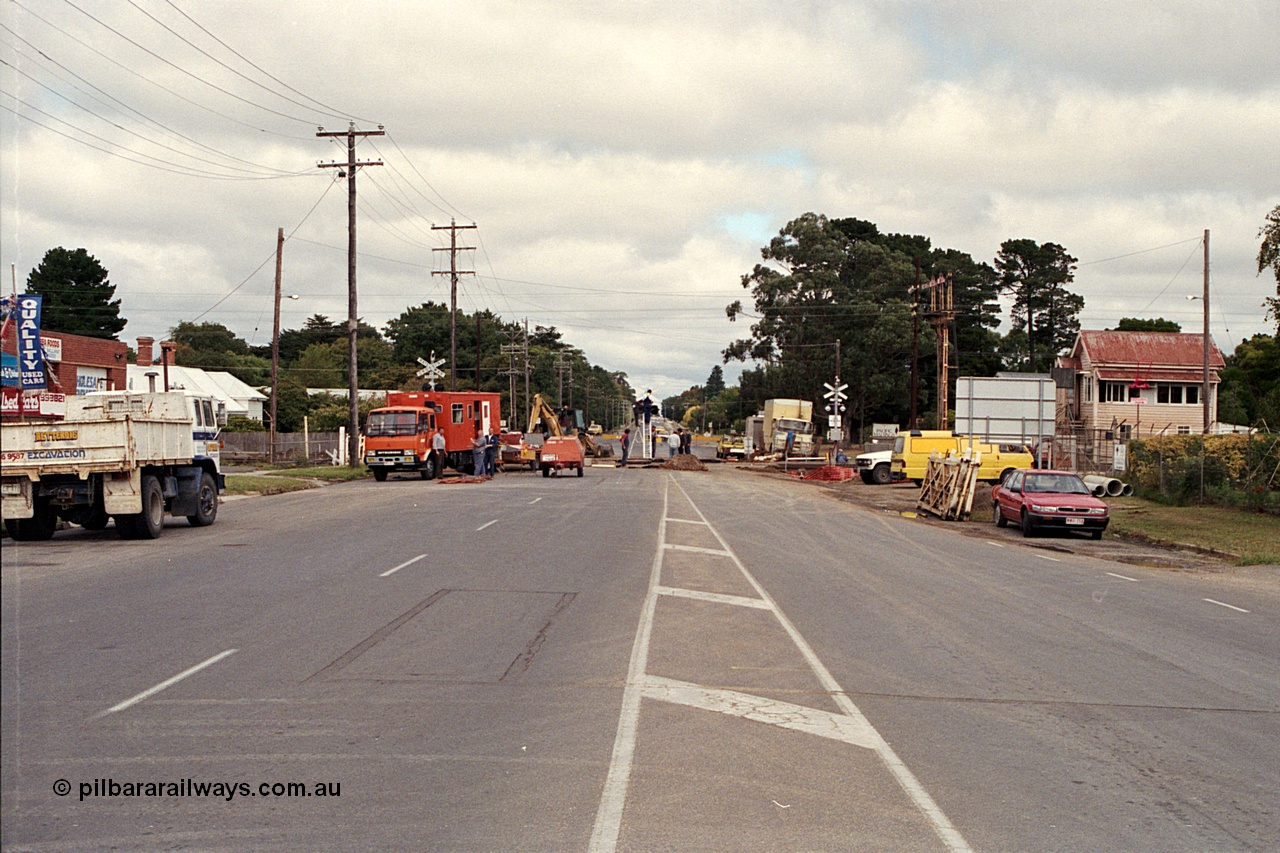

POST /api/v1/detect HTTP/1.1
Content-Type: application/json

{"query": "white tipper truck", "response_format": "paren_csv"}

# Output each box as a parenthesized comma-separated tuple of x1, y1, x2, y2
(1, 391, 223, 540)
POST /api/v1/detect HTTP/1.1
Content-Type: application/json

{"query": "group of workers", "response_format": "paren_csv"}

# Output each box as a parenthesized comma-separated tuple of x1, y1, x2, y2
(470, 423, 501, 478)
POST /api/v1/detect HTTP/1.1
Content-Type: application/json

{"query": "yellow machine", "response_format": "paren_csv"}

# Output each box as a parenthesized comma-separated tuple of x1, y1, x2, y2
(526, 394, 612, 457)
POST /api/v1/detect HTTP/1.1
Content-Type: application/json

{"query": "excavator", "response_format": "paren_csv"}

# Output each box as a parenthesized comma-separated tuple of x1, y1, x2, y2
(527, 393, 613, 458)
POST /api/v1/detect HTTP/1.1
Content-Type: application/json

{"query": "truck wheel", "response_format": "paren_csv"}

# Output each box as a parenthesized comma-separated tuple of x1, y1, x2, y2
(871, 464, 891, 485)
(993, 502, 1008, 527)
(576, 465, 584, 477)
(372, 468, 388, 482)
(541, 465, 550, 478)
(5, 504, 58, 541)
(421, 456, 437, 480)
(120, 475, 164, 540)
(186, 472, 218, 527)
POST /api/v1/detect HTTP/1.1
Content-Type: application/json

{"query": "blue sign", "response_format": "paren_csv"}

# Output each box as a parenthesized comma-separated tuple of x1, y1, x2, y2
(1, 352, 17, 386)
(16, 294, 46, 390)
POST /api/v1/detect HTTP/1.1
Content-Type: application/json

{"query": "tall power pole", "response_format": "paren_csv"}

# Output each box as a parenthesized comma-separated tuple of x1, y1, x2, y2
(432, 219, 477, 390)
(270, 227, 284, 465)
(317, 123, 384, 467)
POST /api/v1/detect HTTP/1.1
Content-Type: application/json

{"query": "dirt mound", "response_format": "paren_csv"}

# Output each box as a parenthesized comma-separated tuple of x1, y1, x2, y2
(659, 455, 708, 471)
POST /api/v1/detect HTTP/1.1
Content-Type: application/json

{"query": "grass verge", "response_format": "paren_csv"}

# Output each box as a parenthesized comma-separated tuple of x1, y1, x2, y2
(224, 465, 369, 496)
(1108, 497, 1280, 565)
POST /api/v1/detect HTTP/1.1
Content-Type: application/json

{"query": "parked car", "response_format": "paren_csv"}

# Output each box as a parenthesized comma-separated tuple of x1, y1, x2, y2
(854, 449, 898, 484)
(992, 469, 1109, 539)
(717, 434, 746, 460)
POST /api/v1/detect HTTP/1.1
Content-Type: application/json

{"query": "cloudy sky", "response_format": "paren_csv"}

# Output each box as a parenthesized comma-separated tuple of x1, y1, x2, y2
(2, 0, 1277, 398)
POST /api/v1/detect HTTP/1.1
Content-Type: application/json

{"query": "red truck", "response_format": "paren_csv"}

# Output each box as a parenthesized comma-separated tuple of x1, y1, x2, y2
(363, 390, 502, 481)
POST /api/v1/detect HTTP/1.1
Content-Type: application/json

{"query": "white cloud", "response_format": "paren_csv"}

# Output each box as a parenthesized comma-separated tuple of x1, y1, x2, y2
(2, 0, 1276, 401)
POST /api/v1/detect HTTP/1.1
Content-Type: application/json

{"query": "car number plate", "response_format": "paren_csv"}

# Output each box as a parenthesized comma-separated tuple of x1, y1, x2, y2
(1066, 517, 1084, 525)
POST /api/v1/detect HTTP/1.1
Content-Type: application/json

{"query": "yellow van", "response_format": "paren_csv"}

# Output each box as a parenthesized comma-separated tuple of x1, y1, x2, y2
(891, 430, 1033, 485)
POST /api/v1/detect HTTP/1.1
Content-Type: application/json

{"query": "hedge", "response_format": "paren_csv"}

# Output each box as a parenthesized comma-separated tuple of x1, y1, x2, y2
(1128, 434, 1280, 512)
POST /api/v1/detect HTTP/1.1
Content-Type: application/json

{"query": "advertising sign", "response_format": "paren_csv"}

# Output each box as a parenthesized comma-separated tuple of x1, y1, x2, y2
(0, 388, 66, 418)
(16, 294, 47, 390)
(1, 352, 17, 386)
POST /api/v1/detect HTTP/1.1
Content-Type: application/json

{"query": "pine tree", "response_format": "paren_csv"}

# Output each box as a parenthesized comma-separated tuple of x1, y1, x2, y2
(26, 247, 126, 339)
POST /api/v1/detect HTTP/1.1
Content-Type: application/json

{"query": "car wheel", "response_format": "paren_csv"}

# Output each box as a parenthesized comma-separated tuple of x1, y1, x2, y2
(1091, 530, 1103, 540)
(999, 468, 1014, 484)
(871, 464, 891, 485)
(1020, 509, 1034, 538)
(994, 502, 1007, 527)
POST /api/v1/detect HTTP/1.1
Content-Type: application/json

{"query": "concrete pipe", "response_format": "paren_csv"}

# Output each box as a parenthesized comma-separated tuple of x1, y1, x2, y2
(1081, 474, 1113, 497)
(1121, 483, 1134, 496)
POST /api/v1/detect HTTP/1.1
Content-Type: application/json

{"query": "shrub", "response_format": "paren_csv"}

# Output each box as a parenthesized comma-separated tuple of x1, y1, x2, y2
(1129, 434, 1279, 513)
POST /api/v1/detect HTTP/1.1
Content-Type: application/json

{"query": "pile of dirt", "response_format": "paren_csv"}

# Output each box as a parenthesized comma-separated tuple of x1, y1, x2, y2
(659, 455, 708, 471)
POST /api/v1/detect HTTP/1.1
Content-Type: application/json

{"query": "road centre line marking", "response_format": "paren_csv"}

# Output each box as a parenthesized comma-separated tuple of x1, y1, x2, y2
(529, 497, 542, 504)
(380, 554, 427, 577)
(663, 543, 731, 556)
(986, 541, 1005, 547)
(1106, 572, 1139, 582)
(1035, 554, 1061, 562)
(640, 675, 878, 748)
(1204, 598, 1250, 613)
(476, 519, 498, 531)
(656, 586, 770, 610)
(94, 649, 237, 719)
(665, 517, 707, 525)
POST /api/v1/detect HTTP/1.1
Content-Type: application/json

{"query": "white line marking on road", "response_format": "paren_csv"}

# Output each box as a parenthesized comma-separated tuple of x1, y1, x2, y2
(1035, 554, 1061, 562)
(986, 541, 1004, 547)
(665, 517, 708, 526)
(668, 479, 972, 853)
(590, 476, 972, 853)
(529, 497, 542, 504)
(1106, 572, 1139, 582)
(476, 519, 498, 531)
(663, 543, 731, 556)
(656, 586, 770, 610)
(380, 554, 427, 577)
(94, 649, 237, 718)
(590, 481, 668, 853)
(1204, 598, 1250, 613)
(641, 675, 878, 748)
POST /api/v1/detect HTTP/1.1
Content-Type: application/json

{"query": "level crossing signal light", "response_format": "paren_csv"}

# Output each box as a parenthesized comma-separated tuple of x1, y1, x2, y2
(823, 380, 848, 416)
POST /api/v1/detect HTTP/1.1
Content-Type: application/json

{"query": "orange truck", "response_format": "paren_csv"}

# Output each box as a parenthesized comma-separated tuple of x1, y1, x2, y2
(363, 390, 502, 481)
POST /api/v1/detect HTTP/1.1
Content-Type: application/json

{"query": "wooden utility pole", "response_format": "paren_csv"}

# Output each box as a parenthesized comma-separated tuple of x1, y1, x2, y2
(432, 219, 477, 390)
(1202, 228, 1211, 435)
(909, 259, 921, 430)
(270, 227, 284, 464)
(317, 123, 384, 466)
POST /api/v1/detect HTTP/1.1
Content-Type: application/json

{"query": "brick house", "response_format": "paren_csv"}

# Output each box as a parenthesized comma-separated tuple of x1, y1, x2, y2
(1056, 330, 1226, 439)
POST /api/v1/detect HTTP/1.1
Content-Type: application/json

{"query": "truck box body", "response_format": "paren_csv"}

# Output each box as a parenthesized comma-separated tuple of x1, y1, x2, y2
(364, 390, 502, 479)
(762, 399, 815, 454)
(1, 391, 222, 539)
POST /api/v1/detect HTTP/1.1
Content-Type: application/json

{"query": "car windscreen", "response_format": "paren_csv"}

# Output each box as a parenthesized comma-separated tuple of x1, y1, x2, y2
(366, 412, 420, 436)
(1024, 474, 1091, 494)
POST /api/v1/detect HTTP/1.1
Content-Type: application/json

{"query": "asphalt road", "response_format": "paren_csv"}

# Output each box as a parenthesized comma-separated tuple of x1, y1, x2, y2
(2, 464, 1277, 851)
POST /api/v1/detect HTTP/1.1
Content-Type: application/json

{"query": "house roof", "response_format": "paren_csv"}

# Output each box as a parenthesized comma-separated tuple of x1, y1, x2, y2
(125, 365, 265, 417)
(1072, 331, 1225, 379)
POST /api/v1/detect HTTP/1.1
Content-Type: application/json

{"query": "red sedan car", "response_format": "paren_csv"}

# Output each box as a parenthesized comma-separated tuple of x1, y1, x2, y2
(992, 469, 1110, 539)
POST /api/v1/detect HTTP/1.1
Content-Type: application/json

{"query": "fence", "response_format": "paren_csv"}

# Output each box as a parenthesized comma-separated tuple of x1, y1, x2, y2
(221, 431, 343, 465)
